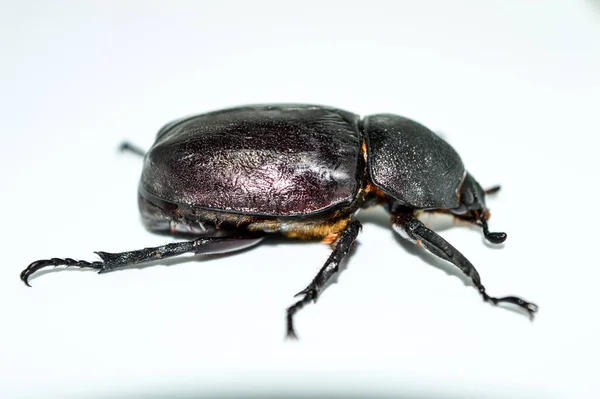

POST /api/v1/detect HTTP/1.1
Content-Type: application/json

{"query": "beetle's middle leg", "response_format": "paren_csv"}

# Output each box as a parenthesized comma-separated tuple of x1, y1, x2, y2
(20, 235, 265, 287)
(392, 210, 538, 318)
(286, 220, 362, 339)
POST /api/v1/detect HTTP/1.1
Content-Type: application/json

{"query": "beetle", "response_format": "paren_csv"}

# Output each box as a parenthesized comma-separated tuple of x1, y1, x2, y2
(21, 104, 538, 338)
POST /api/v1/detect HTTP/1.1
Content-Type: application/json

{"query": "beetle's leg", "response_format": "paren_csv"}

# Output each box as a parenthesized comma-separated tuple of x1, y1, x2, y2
(286, 220, 362, 339)
(392, 211, 537, 318)
(119, 141, 146, 157)
(21, 235, 265, 287)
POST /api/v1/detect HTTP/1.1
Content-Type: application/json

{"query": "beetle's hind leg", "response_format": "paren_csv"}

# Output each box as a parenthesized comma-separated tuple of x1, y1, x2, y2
(392, 210, 538, 318)
(21, 235, 265, 287)
(286, 220, 362, 339)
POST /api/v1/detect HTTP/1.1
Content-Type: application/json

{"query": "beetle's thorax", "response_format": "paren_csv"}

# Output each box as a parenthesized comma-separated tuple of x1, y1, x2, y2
(362, 114, 465, 210)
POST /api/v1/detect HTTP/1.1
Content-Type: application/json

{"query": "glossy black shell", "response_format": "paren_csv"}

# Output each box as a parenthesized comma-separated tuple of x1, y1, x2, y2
(364, 114, 465, 209)
(141, 104, 362, 217)
(140, 104, 467, 218)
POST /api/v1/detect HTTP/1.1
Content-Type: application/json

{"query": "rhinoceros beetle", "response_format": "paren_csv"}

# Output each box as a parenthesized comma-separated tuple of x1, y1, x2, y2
(21, 104, 537, 338)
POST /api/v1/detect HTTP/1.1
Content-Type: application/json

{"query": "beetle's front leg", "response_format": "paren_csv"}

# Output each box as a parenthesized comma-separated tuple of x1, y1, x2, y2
(286, 220, 362, 339)
(392, 210, 538, 318)
(21, 235, 265, 286)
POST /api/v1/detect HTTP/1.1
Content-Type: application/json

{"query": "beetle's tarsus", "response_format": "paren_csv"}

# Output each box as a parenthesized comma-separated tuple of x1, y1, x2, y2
(482, 292, 538, 319)
(285, 313, 300, 340)
(20, 257, 104, 287)
(393, 212, 537, 320)
(286, 299, 308, 339)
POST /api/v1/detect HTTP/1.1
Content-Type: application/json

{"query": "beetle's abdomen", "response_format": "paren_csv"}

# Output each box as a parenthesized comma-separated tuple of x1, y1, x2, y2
(364, 114, 465, 209)
(141, 105, 362, 216)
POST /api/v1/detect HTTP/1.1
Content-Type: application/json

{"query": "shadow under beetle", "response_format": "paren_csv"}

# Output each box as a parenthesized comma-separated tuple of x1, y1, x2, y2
(21, 104, 538, 338)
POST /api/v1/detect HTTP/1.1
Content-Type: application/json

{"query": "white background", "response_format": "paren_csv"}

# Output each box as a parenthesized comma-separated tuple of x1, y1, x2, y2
(2, 1, 599, 398)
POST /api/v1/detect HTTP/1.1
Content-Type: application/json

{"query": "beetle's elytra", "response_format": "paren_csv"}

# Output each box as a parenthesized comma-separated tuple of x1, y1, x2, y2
(21, 104, 537, 338)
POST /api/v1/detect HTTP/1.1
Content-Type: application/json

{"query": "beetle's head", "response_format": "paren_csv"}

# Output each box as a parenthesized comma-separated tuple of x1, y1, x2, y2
(451, 173, 507, 244)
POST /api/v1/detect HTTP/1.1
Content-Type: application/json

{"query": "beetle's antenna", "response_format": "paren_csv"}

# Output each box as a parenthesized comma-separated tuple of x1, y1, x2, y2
(119, 141, 146, 157)
(484, 185, 501, 195)
(479, 213, 507, 244)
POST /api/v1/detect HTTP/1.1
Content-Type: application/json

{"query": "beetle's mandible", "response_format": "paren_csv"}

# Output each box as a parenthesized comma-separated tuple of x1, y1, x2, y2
(21, 104, 538, 338)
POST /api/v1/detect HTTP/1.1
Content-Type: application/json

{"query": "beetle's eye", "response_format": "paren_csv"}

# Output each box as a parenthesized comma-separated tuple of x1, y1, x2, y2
(462, 189, 475, 206)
